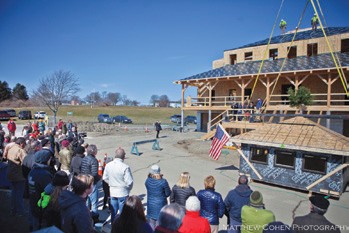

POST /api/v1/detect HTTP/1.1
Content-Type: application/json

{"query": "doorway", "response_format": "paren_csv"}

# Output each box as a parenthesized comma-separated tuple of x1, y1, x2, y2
(281, 84, 294, 104)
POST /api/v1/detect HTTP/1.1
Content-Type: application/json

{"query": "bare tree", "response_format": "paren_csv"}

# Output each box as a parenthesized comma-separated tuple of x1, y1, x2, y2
(106, 92, 121, 105)
(32, 70, 80, 125)
(159, 95, 170, 107)
(150, 94, 159, 106)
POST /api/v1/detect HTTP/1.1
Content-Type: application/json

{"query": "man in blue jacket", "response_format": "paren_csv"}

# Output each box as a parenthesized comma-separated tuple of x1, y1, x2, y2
(224, 175, 253, 233)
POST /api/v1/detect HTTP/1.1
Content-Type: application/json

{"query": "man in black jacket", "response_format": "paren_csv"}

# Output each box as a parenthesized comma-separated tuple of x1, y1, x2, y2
(292, 194, 340, 233)
(80, 144, 101, 219)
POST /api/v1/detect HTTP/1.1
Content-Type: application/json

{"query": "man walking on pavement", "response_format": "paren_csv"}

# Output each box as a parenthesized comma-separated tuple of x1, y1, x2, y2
(155, 121, 162, 139)
(80, 144, 101, 221)
(103, 147, 133, 223)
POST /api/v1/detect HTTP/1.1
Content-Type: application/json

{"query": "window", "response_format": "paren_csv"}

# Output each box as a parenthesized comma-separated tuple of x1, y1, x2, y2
(287, 46, 297, 59)
(230, 54, 237, 65)
(303, 155, 327, 174)
(269, 49, 278, 60)
(250, 147, 269, 164)
(341, 39, 349, 53)
(275, 151, 295, 168)
(245, 52, 253, 61)
(307, 43, 318, 57)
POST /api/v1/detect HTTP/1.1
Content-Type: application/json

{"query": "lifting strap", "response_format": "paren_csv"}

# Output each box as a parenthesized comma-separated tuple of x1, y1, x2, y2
(263, 0, 310, 108)
(250, 0, 285, 102)
(311, 0, 349, 96)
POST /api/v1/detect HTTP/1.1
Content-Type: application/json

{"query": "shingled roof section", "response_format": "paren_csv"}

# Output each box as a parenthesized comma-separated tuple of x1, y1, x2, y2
(225, 27, 349, 51)
(231, 117, 349, 156)
(178, 52, 349, 82)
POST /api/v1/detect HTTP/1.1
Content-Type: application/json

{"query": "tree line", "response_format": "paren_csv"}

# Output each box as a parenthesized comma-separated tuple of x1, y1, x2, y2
(1, 70, 174, 123)
(0, 81, 29, 102)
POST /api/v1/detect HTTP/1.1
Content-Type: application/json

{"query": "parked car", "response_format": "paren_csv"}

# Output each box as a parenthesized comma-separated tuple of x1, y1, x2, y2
(98, 113, 113, 124)
(185, 115, 197, 124)
(0, 111, 11, 121)
(112, 115, 133, 124)
(5, 109, 16, 117)
(18, 110, 32, 120)
(34, 111, 47, 119)
(170, 114, 181, 123)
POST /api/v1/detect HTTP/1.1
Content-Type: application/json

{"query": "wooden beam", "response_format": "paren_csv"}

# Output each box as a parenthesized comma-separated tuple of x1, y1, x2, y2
(233, 144, 263, 180)
(306, 163, 349, 190)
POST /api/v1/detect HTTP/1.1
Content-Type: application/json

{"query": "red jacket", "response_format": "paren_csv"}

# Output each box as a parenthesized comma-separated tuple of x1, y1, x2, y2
(7, 121, 16, 132)
(178, 211, 211, 233)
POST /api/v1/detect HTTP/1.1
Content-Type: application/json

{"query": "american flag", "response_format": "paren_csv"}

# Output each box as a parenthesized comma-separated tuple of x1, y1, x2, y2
(209, 124, 230, 160)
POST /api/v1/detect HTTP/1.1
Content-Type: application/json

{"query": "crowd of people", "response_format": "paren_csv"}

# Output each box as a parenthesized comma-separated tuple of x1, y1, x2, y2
(0, 118, 343, 233)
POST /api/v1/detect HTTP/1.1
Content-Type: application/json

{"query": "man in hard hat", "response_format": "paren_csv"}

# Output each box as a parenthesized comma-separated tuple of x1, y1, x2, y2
(279, 19, 287, 34)
(311, 13, 319, 30)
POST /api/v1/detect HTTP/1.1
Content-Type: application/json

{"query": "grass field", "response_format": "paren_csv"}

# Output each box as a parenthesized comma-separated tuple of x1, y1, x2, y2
(2, 105, 197, 125)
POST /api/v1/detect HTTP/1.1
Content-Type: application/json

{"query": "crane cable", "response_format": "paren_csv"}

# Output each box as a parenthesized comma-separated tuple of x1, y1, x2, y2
(312, 0, 349, 96)
(263, 0, 310, 108)
(249, 0, 285, 102)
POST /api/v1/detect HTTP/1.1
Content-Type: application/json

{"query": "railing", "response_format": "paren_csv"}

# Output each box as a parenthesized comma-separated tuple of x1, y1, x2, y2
(187, 93, 349, 108)
(268, 93, 349, 106)
(187, 95, 247, 107)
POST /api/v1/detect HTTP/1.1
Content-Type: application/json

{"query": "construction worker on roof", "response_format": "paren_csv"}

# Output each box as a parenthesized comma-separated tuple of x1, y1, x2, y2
(279, 19, 287, 34)
(311, 13, 319, 31)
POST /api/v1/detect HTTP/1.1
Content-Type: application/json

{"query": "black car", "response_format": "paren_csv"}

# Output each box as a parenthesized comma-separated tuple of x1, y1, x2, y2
(112, 115, 132, 124)
(18, 110, 32, 120)
(5, 109, 16, 117)
(0, 111, 10, 121)
(185, 115, 197, 124)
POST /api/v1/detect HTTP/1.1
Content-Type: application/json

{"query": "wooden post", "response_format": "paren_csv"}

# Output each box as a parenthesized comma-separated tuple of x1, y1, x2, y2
(181, 84, 185, 107)
(327, 74, 331, 108)
(306, 163, 349, 190)
(233, 143, 263, 180)
(266, 77, 270, 106)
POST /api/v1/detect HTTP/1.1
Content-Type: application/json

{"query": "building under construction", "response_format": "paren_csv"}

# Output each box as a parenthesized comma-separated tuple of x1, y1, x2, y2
(175, 27, 349, 137)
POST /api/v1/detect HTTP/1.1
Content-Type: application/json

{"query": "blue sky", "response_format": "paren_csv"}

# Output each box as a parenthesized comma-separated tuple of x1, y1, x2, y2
(0, 0, 348, 105)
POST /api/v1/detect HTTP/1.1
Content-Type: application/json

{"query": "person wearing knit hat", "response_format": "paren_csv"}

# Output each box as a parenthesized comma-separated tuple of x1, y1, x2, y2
(59, 140, 72, 175)
(150, 164, 161, 175)
(28, 149, 54, 230)
(70, 146, 85, 175)
(291, 194, 340, 233)
(40, 171, 70, 229)
(241, 191, 275, 233)
(178, 196, 211, 233)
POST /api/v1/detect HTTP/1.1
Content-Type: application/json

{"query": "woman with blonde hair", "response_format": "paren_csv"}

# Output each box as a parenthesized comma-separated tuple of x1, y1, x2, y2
(197, 175, 225, 233)
(170, 172, 196, 207)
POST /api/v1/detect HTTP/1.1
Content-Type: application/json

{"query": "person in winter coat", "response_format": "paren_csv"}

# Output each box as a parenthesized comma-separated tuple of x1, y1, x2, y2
(155, 121, 162, 139)
(38, 120, 46, 135)
(58, 140, 72, 175)
(80, 144, 101, 219)
(291, 194, 340, 233)
(145, 164, 171, 230)
(103, 147, 134, 223)
(6, 137, 27, 216)
(197, 175, 225, 233)
(7, 119, 17, 137)
(170, 172, 196, 207)
(111, 195, 153, 233)
(178, 196, 211, 233)
(28, 149, 54, 230)
(241, 191, 275, 233)
(39, 171, 70, 229)
(70, 145, 85, 175)
(224, 175, 253, 233)
(59, 174, 95, 233)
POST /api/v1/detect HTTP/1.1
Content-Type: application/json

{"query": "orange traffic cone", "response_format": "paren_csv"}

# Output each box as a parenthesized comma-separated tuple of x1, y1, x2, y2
(98, 160, 103, 176)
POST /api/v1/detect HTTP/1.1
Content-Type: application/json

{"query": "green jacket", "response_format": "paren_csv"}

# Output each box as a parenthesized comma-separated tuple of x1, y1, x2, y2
(241, 205, 275, 233)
